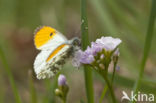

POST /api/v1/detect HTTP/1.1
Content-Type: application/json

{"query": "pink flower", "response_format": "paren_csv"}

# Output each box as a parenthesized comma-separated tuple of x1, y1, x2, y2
(58, 74, 67, 86)
(96, 36, 121, 51)
(72, 36, 122, 66)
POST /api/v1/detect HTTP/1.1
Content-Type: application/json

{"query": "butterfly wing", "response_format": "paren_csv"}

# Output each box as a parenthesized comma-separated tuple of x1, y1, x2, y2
(34, 44, 72, 79)
(34, 26, 68, 50)
(33, 26, 75, 79)
(34, 50, 53, 79)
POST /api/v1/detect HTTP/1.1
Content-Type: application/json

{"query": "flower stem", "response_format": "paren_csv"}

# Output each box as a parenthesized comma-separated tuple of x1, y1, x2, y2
(102, 74, 116, 103)
(132, 0, 156, 103)
(81, 0, 94, 103)
(62, 98, 66, 103)
(111, 62, 117, 84)
(99, 61, 117, 103)
(99, 86, 108, 103)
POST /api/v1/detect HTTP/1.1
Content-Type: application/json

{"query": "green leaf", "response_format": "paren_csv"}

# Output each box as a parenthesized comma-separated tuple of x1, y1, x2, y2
(132, 0, 156, 102)
(0, 41, 21, 103)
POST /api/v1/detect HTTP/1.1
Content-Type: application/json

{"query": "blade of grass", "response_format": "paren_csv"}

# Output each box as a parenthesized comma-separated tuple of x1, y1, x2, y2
(89, 0, 118, 34)
(0, 43, 21, 103)
(132, 0, 156, 102)
(28, 70, 37, 103)
(105, 0, 143, 38)
(89, 0, 140, 74)
(94, 72, 156, 94)
(43, 77, 58, 103)
(81, 0, 94, 103)
(113, 74, 156, 95)
(103, 0, 150, 56)
(116, 0, 139, 17)
(42, 72, 60, 103)
(0, 77, 5, 103)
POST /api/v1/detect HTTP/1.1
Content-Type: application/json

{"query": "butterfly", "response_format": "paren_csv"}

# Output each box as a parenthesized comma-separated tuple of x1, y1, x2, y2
(33, 26, 80, 79)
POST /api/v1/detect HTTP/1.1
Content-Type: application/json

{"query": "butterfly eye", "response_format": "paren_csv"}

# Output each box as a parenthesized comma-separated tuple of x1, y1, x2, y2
(50, 33, 53, 36)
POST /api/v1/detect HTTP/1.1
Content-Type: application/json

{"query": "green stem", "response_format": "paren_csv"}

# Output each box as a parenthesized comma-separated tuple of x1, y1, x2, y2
(62, 98, 66, 103)
(0, 45, 21, 103)
(102, 73, 116, 103)
(97, 63, 116, 103)
(99, 62, 117, 103)
(99, 86, 108, 103)
(62, 92, 67, 103)
(132, 0, 156, 103)
(28, 70, 37, 103)
(84, 68, 94, 103)
(81, 0, 94, 103)
(111, 61, 117, 84)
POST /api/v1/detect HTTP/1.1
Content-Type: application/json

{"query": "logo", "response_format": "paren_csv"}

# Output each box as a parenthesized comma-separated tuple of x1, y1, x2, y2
(121, 91, 155, 102)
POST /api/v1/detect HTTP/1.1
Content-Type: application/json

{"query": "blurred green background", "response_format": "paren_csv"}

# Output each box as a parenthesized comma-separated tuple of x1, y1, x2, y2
(0, 0, 155, 103)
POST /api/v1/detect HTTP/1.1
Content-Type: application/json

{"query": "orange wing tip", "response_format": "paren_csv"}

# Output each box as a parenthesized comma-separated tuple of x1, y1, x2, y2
(34, 25, 53, 35)
(34, 25, 55, 36)
(33, 26, 44, 35)
(33, 26, 57, 49)
(33, 26, 43, 49)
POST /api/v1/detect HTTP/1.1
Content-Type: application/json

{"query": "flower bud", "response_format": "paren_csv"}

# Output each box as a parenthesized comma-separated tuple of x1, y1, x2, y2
(55, 88, 62, 97)
(99, 64, 105, 69)
(114, 48, 120, 57)
(58, 74, 67, 86)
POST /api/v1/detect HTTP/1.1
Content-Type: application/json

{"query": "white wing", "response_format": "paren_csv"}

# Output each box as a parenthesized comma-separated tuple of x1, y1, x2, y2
(34, 50, 54, 79)
(34, 44, 71, 79)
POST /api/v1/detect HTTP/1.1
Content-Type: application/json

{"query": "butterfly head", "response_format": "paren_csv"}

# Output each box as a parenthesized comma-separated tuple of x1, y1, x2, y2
(70, 37, 81, 47)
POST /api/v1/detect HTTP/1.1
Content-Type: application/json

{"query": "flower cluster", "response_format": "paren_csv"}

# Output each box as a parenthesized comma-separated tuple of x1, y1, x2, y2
(72, 36, 122, 67)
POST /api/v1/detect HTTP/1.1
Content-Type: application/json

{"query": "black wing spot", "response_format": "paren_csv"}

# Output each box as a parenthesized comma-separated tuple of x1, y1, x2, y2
(50, 33, 53, 36)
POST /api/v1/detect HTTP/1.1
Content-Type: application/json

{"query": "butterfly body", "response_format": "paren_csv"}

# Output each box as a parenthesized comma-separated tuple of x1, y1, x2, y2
(33, 26, 80, 79)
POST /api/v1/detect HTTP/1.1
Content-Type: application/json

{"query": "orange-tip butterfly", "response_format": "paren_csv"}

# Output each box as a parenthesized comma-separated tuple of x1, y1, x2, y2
(33, 26, 80, 79)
